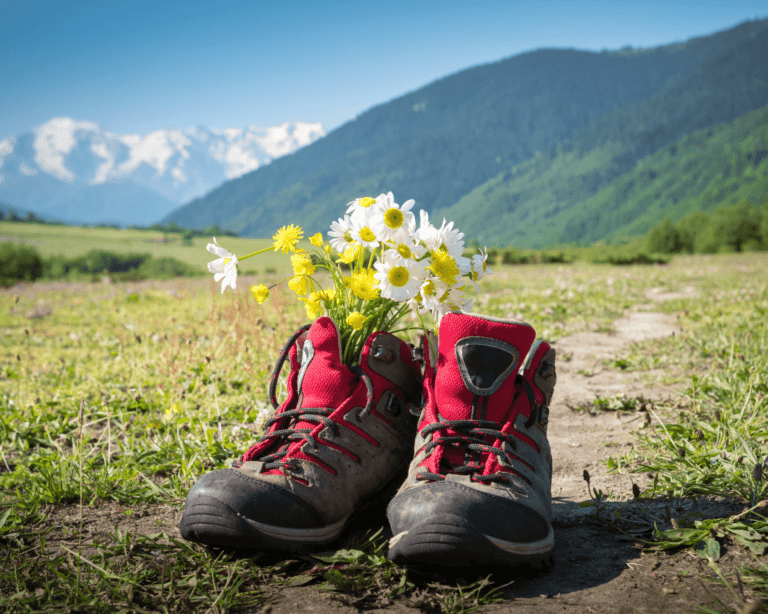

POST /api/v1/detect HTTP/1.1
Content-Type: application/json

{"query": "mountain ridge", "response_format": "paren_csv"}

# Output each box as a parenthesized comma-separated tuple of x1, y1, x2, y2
(164, 18, 768, 244)
(0, 118, 325, 226)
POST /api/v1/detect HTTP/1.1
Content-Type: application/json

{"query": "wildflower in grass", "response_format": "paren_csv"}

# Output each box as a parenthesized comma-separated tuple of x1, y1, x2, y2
(206, 237, 239, 293)
(250, 284, 270, 303)
(165, 402, 179, 419)
(273, 224, 303, 254)
(309, 233, 324, 247)
(346, 312, 368, 330)
(291, 253, 315, 277)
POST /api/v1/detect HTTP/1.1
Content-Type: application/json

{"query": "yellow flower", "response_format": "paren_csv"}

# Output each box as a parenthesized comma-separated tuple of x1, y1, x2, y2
(250, 284, 270, 303)
(346, 312, 368, 331)
(309, 233, 324, 247)
(348, 270, 380, 300)
(288, 275, 308, 295)
(291, 253, 316, 276)
(336, 244, 364, 264)
(429, 250, 459, 286)
(300, 295, 323, 319)
(165, 402, 179, 418)
(324, 244, 332, 255)
(272, 224, 303, 253)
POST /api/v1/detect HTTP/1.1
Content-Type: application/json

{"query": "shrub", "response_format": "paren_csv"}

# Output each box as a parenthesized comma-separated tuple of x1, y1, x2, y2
(0, 243, 43, 286)
(0, 243, 41, 282)
(647, 218, 683, 253)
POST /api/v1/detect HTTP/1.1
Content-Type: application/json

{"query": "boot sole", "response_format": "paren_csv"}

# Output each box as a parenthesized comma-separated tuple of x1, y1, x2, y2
(179, 494, 350, 552)
(386, 513, 554, 568)
(180, 459, 412, 552)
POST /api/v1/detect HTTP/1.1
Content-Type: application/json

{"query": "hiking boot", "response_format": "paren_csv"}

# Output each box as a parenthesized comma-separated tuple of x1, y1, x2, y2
(179, 316, 423, 551)
(386, 312, 556, 568)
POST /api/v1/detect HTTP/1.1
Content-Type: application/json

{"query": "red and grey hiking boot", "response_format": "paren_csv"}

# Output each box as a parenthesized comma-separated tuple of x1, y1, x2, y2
(386, 312, 557, 568)
(179, 316, 422, 551)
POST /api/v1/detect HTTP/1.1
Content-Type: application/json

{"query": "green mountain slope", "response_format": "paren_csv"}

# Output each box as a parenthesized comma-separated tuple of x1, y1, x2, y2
(165, 19, 768, 239)
(439, 21, 768, 246)
(566, 105, 768, 244)
(440, 104, 768, 248)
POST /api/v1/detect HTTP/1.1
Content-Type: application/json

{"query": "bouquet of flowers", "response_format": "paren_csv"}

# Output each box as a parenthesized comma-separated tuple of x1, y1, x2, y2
(206, 192, 492, 365)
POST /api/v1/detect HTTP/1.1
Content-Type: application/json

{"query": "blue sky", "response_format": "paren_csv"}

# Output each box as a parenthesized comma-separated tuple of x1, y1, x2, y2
(1, 0, 766, 140)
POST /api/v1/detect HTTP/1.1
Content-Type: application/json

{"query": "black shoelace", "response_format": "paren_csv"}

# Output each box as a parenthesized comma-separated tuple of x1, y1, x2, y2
(234, 325, 374, 474)
(416, 377, 541, 485)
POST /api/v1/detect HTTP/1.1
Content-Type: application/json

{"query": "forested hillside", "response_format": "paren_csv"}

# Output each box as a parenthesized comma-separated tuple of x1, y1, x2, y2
(166, 19, 768, 246)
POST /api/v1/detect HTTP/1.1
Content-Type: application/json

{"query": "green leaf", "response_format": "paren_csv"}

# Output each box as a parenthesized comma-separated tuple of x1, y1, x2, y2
(696, 537, 721, 562)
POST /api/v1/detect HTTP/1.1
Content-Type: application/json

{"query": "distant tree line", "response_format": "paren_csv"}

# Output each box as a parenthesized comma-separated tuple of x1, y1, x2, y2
(0, 210, 60, 224)
(646, 198, 768, 254)
(0, 245, 202, 287)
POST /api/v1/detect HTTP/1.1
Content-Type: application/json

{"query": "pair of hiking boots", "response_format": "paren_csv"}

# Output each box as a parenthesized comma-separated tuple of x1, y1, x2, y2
(179, 311, 556, 568)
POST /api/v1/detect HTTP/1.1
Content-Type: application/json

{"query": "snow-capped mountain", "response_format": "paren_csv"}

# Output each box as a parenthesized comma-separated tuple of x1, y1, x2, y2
(0, 117, 325, 226)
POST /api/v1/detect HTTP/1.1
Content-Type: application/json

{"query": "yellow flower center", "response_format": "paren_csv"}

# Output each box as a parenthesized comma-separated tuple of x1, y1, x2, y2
(388, 266, 409, 287)
(423, 280, 435, 296)
(344, 231, 354, 244)
(384, 208, 404, 229)
(359, 197, 376, 208)
(429, 251, 459, 286)
(397, 244, 412, 259)
(359, 227, 375, 242)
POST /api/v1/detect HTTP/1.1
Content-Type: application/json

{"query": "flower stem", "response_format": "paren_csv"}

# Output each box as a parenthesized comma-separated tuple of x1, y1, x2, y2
(238, 246, 274, 260)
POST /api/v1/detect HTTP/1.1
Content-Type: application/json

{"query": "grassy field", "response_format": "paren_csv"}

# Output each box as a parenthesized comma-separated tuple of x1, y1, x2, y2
(0, 253, 767, 612)
(0, 222, 304, 275)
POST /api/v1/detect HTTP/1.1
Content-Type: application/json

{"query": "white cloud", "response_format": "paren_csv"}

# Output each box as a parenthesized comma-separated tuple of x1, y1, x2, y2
(0, 138, 14, 169)
(19, 162, 38, 176)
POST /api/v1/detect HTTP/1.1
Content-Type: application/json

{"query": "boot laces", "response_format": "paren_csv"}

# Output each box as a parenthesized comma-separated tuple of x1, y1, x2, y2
(234, 325, 374, 475)
(416, 376, 540, 485)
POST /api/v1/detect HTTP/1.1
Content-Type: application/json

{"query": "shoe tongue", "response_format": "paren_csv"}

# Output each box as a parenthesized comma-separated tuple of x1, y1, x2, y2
(435, 313, 535, 423)
(297, 316, 355, 409)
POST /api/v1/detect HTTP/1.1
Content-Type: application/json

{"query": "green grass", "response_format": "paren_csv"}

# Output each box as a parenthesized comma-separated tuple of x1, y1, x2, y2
(2, 252, 768, 611)
(0, 222, 299, 275)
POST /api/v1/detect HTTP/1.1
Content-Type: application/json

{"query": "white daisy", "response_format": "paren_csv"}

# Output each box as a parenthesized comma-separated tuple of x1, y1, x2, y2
(471, 248, 493, 281)
(411, 277, 449, 321)
(389, 235, 428, 261)
(350, 213, 380, 250)
(345, 196, 378, 219)
(417, 211, 465, 259)
(373, 252, 427, 302)
(370, 197, 416, 244)
(206, 237, 238, 293)
(328, 215, 356, 253)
